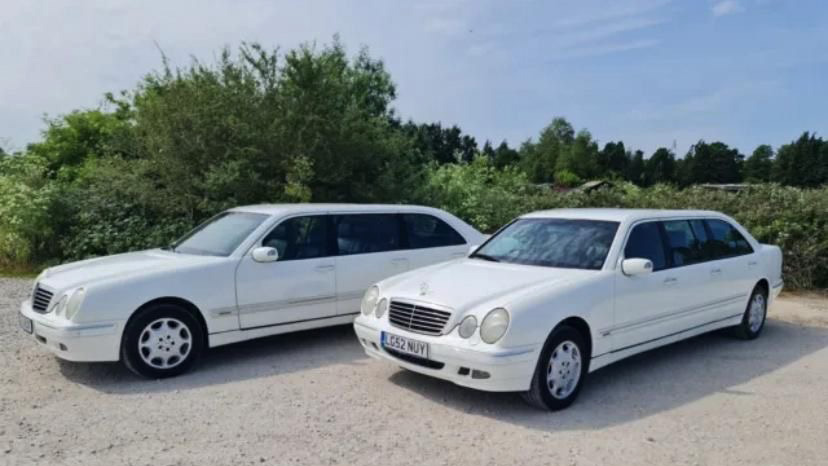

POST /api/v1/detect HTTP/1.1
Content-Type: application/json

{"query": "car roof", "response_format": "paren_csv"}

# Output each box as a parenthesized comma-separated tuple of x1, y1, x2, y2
(228, 203, 444, 216)
(522, 208, 727, 223)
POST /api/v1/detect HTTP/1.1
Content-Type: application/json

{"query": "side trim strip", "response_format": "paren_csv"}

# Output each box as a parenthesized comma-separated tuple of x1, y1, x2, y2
(601, 293, 747, 336)
(592, 312, 743, 359)
(236, 295, 338, 316)
(210, 312, 360, 335)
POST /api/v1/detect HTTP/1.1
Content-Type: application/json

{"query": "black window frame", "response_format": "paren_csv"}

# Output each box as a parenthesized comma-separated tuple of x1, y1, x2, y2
(702, 218, 755, 260)
(399, 213, 467, 250)
(623, 220, 669, 272)
(332, 213, 405, 256)
(259, 214, 335, 261)
(660, 219, 712, 268)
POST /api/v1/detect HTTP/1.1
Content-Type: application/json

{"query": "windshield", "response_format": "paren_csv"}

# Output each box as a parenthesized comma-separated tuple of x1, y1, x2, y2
(471, 218, 619, 270)
(171, 212, 269, 257)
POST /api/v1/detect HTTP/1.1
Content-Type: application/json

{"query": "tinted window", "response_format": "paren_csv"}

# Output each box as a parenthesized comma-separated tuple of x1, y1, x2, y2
(262, 216, 329, 260)
(705, 219, 754, 258)
(335, 214, 401, 255)
(472, 218, 618, 270)
(624, 222, 667, 271)
(662, 220, 708, 266)
(402, 214, 466, 249)
(173, 212, 268, 256)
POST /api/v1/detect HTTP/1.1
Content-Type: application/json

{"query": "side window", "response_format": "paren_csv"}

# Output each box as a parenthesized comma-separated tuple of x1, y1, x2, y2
(335, 214, 402, 255)
(662, 220, 707, 266)
(624, 222, 667, 271)
(261, 216, 329, 261)
(705, 219, 754, 258)
(402, 214, 466, 249)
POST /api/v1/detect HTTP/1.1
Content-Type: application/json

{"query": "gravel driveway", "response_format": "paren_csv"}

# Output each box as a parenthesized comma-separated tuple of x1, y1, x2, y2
(2, 277, 827, 466)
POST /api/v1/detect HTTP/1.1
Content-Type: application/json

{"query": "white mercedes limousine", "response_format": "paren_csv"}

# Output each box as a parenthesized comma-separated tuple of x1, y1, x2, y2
(19, 204, 485, 378)
(354, 209, 784, 410)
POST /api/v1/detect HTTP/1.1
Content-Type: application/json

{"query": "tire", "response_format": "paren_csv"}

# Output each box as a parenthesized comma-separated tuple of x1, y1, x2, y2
(521, 325, 588, 411)
(732, 285, 768, 340)
(121, 303, 204, 378)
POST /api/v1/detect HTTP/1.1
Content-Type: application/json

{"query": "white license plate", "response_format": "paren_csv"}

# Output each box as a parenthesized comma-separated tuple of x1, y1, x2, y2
(381, 331, 429, 359)
(19, 313, 33, 334)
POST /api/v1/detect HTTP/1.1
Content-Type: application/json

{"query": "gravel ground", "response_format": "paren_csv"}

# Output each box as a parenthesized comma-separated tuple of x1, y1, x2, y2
(1, 277, 827, 466)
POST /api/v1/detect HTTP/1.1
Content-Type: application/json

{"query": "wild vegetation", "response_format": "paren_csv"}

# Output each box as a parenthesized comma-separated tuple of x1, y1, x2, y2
(1, 41, 826, 288)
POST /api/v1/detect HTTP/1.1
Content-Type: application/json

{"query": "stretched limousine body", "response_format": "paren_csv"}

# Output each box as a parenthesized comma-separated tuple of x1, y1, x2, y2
(354, 209, 783, 410)
(19, 204, 485, 378)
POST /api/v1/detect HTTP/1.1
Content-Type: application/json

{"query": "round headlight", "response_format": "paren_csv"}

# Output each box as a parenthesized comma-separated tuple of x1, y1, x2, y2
(361, 286, 379, 316)
(52, 295, 68, 315)
(65, 288, 86, 320)
(375, 298, 389, 318)
(458, 315, 477, 339)
(480, 308, 510, 344)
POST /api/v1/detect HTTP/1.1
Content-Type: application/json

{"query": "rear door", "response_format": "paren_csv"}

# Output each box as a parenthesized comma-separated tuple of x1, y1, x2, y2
(333, 213, 409, 315)
(703, 218, 758, 317)
(400, 213, 469, 269)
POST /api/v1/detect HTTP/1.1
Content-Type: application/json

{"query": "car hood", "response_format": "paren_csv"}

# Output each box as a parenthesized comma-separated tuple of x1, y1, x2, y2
(37, 249, 219, 292)
(381, 258, 591, 314)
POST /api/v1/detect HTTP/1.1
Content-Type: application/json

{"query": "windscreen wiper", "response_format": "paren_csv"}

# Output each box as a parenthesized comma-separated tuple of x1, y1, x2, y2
(471, 253, 500, 262)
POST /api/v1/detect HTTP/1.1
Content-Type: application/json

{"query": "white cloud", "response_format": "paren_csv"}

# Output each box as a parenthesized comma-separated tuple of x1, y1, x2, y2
(712, 0, 744, 17)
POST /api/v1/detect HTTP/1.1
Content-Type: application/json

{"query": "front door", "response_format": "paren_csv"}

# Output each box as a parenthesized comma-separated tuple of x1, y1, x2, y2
(612, 220, 706, 351)
(236, 215, 337, 329)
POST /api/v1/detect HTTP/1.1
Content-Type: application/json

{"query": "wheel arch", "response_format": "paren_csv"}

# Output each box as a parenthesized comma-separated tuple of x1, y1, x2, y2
(555, 316, 593, 362)
(755, 278, 769, 295)
(125, 297, 210, 349)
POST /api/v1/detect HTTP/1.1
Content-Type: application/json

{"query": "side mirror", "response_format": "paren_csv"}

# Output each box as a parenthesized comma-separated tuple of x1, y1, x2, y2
(252, 246, 279, 263)
(621, 258, 653, 276)
(468, 245, 479, 256)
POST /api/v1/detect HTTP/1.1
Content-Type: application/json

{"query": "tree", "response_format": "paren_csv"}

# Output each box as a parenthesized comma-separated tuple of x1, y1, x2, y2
(680, 141, 743, 185)
(556, 129, 598, 180)
(599, 141, 628, 178)
(627, 150, 645, 185)
(520, 118, 575, 183)
(645, 148, 676, 185)
(26, 109, 132, 173)
(773, 132, 826, 187)
(401, 121, 477, 164)
(743, 145, 774, 182)
(492, 141, 519, 169)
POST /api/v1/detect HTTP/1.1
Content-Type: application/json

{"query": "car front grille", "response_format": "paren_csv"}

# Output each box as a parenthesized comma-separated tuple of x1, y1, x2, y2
(31, 284, 54, 313)
(388, 300, 451, 336)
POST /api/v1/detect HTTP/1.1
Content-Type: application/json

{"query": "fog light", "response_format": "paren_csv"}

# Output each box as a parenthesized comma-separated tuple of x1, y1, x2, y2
(471, 370, 490, 379)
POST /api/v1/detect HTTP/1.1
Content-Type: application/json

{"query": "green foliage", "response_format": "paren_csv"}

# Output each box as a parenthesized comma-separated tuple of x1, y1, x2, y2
(420, 157, 537, 233)
(553, 170, 582, 187)
(401, 121, 478, 164)
(743, 145, 774, 182)
(773, 132, 827, 187)
(678, 141, 744, 186)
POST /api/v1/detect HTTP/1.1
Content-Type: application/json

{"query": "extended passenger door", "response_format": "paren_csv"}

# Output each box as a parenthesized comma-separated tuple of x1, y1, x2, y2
(400, 213, 469, 270)
(333, 214, 409, 315)
(612, 220, 709, 351)
(236, 215, 337, 329)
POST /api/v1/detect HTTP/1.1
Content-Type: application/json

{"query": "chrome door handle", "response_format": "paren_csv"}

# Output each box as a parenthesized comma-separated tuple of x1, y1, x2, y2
(663, 277, 678, 285)
(315, 265, 335, 272)
(391, 257, 408, 262)
(748, 261, 758, 267)
(710, 268, 722, 275)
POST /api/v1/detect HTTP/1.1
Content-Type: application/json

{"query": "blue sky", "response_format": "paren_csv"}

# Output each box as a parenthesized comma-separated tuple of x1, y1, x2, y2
(1, 0, 826, 156)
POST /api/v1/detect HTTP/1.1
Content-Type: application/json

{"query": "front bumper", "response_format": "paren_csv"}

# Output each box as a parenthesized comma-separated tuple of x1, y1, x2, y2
(19, 300, 121, 362)
(353, 318, 539, 392)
